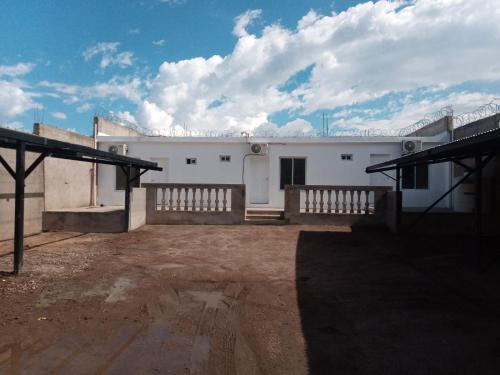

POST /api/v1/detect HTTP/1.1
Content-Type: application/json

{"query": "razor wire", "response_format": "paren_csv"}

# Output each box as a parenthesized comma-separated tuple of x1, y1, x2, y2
(95, 99, 500, 139)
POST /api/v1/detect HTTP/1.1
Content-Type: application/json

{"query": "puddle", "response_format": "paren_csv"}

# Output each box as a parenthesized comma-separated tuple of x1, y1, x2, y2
(84, 277, 136, 303)
(151, 262, 186, 271)
(187, 290, 227, 310)
(105, 278, 136, 303)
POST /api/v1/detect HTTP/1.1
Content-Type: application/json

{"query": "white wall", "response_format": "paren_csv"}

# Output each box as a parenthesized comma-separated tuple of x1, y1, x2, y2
(97, 138, 450, 210)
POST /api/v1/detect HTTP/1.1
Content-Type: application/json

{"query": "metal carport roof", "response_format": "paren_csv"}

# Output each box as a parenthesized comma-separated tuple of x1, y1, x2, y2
(0, 126, 162, 274)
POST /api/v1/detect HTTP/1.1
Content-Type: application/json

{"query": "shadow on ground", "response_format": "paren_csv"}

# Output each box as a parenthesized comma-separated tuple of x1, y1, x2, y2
(296, 229, 500, 375)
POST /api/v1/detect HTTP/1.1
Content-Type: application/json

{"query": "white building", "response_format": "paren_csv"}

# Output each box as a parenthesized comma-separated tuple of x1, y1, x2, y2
(96, 132, 452, 210)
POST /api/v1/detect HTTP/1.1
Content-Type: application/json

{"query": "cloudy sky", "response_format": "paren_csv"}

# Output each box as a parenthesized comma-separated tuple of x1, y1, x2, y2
(1, 0, 500, 136)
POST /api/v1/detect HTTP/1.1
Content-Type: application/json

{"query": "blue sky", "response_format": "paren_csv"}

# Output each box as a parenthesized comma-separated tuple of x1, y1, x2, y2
(1, 0, 499, 136)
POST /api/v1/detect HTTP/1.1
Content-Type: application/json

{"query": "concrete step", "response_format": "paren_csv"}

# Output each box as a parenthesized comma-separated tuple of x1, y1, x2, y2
(244, 218, 286, 225)
(246, 214, 283, 220)
(246, 209, 284, 219)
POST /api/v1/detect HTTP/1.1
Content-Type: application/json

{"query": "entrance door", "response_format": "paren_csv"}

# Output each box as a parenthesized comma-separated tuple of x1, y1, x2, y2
(148, 158, 168, 183)
(248, 156, 269, 204)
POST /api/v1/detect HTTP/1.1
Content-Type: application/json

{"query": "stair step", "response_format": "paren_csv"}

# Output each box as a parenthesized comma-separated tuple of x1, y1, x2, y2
(244, 218, 286, 225)
(246, 214, 282, 220)
(246, 210, 284, 218)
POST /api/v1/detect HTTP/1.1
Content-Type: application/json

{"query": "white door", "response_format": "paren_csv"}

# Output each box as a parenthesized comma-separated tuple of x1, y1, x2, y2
(248, 156, 269, 204)
(369, 154, 394, 187)
(148, 158, 168, 183)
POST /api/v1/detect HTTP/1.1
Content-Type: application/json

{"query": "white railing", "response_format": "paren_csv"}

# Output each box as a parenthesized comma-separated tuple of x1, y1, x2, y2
(299, 186, 382, 214)
(154, 184, 233, 212)
(143, 183, 246, 225)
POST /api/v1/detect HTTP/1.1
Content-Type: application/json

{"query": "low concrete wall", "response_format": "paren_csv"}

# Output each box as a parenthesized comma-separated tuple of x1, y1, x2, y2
(43, 207, 125, 233)
(406, 116, 453, 137)
(130, 188, 146, 230)
(145, 183, 246, 225)
(284, 185, 391, 226)
(454, 114, 500, 140)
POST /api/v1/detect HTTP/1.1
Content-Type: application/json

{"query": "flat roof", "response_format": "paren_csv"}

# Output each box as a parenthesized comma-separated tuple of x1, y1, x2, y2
(366, 127, 500, 173)
(96, 134, 446, 145)
(0, 127, 162, 170)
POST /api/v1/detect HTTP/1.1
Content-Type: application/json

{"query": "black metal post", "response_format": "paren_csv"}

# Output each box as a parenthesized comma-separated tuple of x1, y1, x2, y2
(395, 166, 402, 233)
(475, 155, 483, 271)
(13, 141, 25, 274)
(124, 166, 131, 232)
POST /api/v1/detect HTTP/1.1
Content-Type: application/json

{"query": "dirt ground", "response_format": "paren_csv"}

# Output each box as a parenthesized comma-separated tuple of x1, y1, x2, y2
(0, 225, 500, 375)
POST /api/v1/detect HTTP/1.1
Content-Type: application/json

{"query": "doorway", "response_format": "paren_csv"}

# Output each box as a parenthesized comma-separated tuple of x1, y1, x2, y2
(248, 156, 269, 204)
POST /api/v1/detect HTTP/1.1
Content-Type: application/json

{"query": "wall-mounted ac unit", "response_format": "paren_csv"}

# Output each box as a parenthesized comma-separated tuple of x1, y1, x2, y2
(250, 143, 268, 155)
(108, 144, 128, 155)
(401, 140, 422, 155)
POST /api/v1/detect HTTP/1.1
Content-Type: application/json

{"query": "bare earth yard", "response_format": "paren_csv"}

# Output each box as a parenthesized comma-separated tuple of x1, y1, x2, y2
(0, 225, 500, 375)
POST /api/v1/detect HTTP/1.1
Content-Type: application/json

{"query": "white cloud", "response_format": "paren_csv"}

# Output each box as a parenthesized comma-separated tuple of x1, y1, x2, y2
(152, 39, 166, 46)
(0, 62, 35, 77)
(233, 9, 262, 37)
(1, 121, 24, 131)
(137, 100, 173, 131)
(83, 42, 134, 70)
(128, 28, 141, 35)
(160, 0, 187, 6)
(135, 0, 500, 134)
(51, 111, 67, 120)
(330, 91, 500, 134)
(0, 79, 38, 118)
(254, 118, 315, 137)
(40, 76, 143, 105)
(76, 103, 91, 113)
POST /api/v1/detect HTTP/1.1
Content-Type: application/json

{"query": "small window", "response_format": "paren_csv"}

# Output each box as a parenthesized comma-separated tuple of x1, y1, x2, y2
(186, 158, 197, 165)
(116, 166, 141, 191)
(280, 157, 306, 189)
(219, 155, 231, 162)
(402, 164, 428, 189)
(341, 154, 353, 161)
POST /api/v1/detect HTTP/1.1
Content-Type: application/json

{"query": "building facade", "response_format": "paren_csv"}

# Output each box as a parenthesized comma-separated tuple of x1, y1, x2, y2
(96, 134, 451, 210)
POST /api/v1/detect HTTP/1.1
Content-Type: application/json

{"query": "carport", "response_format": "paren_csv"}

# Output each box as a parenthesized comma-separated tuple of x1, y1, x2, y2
(366, 128, 500, 269)
(0, 127, 161, 274)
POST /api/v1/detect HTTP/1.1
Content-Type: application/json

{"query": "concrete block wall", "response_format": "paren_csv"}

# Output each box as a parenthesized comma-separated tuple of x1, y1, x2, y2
(1, 123, 96, 241)
(34, 123, 94, 210)
(0, 148, 44, 240)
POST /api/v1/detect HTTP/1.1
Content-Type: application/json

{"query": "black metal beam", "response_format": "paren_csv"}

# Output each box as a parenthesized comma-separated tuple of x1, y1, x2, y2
(475, 155, 483, 271)
(380, 171, 397, 182)
(0, 154, 15, 179)
(129, 169, 149, 184)
(124, 166, 131, 232)
(404, 154, 494, 234)
(395, 166, 402, 233)
(25, 153, 47, 178)
(13, 142, 25, 274)
(0, 127, 162, 171)
(451, 158, 473, 172)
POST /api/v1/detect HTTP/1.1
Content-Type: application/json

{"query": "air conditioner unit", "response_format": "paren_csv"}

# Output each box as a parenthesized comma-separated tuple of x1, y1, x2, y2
(401, 140, 422, 155)
(108, 144, 128, 155)
(250, 143, 268, 155)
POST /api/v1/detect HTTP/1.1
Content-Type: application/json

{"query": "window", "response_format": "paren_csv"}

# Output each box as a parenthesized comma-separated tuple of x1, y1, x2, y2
(219, 155, 231, 162)
(280, 158, 306, 189)
(186, 158, 197, 165)
(402, 164, 428, 189)
(341, 154, 353, 161)
(115, 167, 141, 191)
